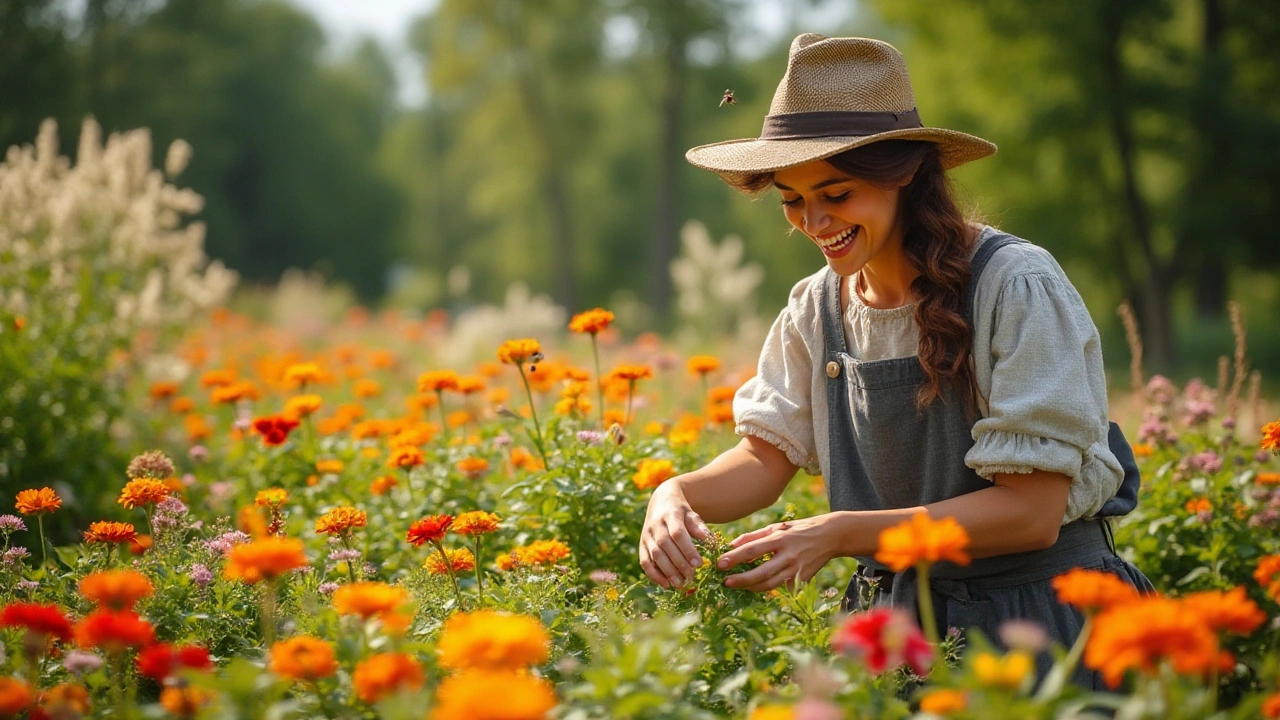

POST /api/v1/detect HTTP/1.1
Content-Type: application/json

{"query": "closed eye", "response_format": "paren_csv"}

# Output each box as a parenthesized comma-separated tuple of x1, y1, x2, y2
(779, 192, 849, 208)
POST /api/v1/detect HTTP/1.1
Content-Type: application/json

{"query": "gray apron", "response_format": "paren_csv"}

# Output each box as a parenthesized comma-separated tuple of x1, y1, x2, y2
(822, 231, 1153, 688)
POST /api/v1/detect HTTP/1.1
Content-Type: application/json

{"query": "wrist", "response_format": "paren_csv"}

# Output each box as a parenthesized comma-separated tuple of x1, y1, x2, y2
(821, 511, 860, 559)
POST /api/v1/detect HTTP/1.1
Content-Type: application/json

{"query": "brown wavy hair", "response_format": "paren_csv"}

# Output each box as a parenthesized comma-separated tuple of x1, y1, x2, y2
(727, 140, 980, 412)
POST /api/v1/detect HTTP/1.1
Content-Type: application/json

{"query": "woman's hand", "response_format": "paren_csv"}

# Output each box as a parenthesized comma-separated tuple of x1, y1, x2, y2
(639, 480, 712, 589)
(716, 515, 838, 593)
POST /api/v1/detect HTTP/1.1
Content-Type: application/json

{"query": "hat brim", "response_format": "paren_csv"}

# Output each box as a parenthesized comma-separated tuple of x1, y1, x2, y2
(685, 127, 996, 188)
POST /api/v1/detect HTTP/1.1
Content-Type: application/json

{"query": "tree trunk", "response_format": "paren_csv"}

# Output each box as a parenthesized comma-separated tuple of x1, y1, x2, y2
(649, 32, 687, 316)
(1185, 0, 1230, 319)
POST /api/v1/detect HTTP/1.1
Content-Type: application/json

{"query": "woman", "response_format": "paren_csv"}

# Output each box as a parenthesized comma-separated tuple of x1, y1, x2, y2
(638, 34, 1150, 685)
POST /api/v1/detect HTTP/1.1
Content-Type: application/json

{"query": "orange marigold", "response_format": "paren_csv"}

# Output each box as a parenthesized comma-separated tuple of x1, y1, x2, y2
(270, 636, 339, 681)
(1263, 419, 1280, 454)
(255, 488, 288, 508)
(80, 569, 153, 611)
(1084, 596, 1218, 688)
(632, 459, 677, 490)
(1051, 568, 1141, 614)
(388, 446, 426, 469)
(73, 609, 155, 654)
(874, 513, 971, 573)
(370, 475, 399, 495)
(686, 355, 721, 375)
(117, 478, 171, 509)
(283, 394, 323, 420)
(608, 364, 653, 382)
(82, 521, 137, 545)
(418, 370, 460, 393)
(406, 515, 453, 547)
(159, 686, 215, 718)
(1257, 554, 1280, 600)
(510, 447, 543, 472)
(568, 308, 614, 335)
(315, 507, 367, 536)
(15, 487, 61, 516)
(453, 511, 500, 536)
(431, 669, 557, 720)
(332, 582, 411, 620)
(1264, 692, 1280, 719)
(37, 682, 90, 716)
(499, 539, 571, 570)
(148, 381, 179, 400)
(283, 363, 324, 388)
(436, 610, 550, 671)
(354, 379, 383, 399)
(456, 457, 490, 479)
(425, 547, 476, 576)
(315, 459, 345, 475)
(1257, 472, 1280, 486)
(352, 652, 424, 704)
(497, 339, 542, 365)
(457, 375, 487, 394)
(0, 677, 34, 717)
(1184, 497, 1212, 514)
(918, 689, 967, 715)
(223, 537, 309, 584)
(199, 369, 236, 388)
(1182, 586, 1266, 635)
(210, 380, 260, 404)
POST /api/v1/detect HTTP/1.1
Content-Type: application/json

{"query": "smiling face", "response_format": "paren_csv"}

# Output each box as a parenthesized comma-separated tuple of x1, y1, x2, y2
(773, 159, 909, 278)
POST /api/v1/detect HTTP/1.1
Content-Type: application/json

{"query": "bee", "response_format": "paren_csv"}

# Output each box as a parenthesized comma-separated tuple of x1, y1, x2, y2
(720, 88, 735, 107)
(528, 351, 545, 373)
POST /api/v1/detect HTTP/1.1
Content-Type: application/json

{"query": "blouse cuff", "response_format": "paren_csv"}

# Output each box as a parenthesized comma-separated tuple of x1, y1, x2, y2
(965, 430, 1083, 482)
(734, 423, 821, 476)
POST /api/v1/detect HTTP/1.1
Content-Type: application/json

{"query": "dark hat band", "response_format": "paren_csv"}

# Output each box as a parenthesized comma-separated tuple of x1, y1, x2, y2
(759, 109, 923, 140)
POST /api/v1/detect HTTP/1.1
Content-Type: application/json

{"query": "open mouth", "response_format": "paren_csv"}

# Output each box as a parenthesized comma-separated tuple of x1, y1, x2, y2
(817, 226, 859, 255)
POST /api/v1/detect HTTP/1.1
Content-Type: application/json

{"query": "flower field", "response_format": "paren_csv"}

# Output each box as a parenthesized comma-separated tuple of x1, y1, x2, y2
(0, 301, 1277, 720)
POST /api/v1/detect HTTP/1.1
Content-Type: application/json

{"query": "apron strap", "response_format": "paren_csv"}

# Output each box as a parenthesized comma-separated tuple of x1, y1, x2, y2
(965, 230, 1026, 328)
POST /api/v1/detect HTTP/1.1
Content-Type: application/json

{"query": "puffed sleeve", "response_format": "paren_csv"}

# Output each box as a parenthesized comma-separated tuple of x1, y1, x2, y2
(965, 272, 1124, 522)
(734, 304, 821, 475)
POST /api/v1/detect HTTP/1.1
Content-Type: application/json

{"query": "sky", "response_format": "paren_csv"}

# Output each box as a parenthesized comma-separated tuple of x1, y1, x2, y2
(285, 0, 854, 107)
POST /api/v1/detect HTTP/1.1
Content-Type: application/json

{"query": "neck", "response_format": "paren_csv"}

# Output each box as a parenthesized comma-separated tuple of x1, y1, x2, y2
(858, 242, 918, 309)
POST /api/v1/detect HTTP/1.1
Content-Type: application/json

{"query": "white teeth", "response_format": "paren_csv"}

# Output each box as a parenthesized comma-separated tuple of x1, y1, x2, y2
(819, 226, 858, 251)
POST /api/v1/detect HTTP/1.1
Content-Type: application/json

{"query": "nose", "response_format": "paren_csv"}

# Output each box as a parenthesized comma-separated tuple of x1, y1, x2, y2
(803, 204, 830, 235)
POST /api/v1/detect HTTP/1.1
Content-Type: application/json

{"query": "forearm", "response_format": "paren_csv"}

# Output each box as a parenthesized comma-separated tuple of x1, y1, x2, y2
(825, 470, 1071, 560)
(673, 436, 798, 524)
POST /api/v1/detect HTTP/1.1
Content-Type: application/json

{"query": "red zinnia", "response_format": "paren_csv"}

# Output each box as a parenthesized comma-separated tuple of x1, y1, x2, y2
(136, 643, 214, 680)
(73, 609, 155, 654)
(405, 515, 453, 547)
(252, 415, 301, 447)
(0, 603, 73, 642)
(831, 607, 933, 676)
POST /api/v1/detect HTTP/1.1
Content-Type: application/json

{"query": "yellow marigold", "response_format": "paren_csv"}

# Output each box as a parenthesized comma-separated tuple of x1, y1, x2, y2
(283, 362, 324, 388)
(497, 339, 542, 365)
(83, 521, 138, 545)
(159, 686, 215, 717)
(456, 457, 490, 479)
(352, 652, 424, 704)
(554, 395, 591, 417)
(608, 364, 653, 383)
(255, 488, 288, 508)
(431, 669, 557, 720)
(1263, 419, 1280, 454)
(388, 446, 426, 469)
(370, 475, 399, 495)
(223, 537, 309, 584)
(79, 570, 154, 611)
(283, 394, 323, 420)
(874, 513, 971, 573)
(632, 459, 677, 490)
(686, 355, 721, 375)
(453, 511, 500, 536)
(15, 487, 61, 516)
(568, 308, 614, 335)
(315, 507, 367, 536)
(418, 370, 460, 393)
(354, 379, 383, 399)
(748, 707, 794, 720)
(1084, 596, 1218, 688)
(425, 547, 476, 575)
(1051, 568, 1140, 614)
(117, 479, 172, 509)
(1182, 586, 1267, 635)
(332, 582, 411, 620)
(918, 689, 967, 715)
(315, 459, 345, 475)
(436, 610, 550, 671)
(270, 636, 338, 681)
(973, 651, 1033, 690)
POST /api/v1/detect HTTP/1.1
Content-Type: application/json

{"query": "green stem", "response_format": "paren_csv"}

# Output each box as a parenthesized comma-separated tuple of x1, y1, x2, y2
(915, 562, 946, 680)
(110, 653, 127, 720)
(262, 580, 278, 649)
(436, 389, 449, 440)
(699, 374, 709, 414)
(343, 537, 358, 583)
(1208, 635, 1220, 712)
(516, 364, 549, 467)
(37, 515, 47, 569)
(474, 536, 485, 602)
(591, 334, 606, 429)
(401, 468, 416, 511)
(433, 540, 465, 610)
(625, 380, 635, 428)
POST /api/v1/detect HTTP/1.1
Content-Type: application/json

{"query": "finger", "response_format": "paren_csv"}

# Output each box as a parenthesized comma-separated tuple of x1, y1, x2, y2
(730, 524, 777, 548)
(728, 560, 794, 593)
(649, 544, 687, 587)
(684, 510, 711, 540)
(638, 544, 667, 589)
(718, 535, 777, 571)
(666, 515, 703, 569)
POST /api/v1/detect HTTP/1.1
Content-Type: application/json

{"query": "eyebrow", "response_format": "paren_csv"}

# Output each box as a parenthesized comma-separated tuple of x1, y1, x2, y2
(772, 177, 853, 192)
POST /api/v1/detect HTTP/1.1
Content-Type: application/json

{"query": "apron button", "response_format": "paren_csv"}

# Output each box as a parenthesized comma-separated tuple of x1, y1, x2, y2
(826, 361, 840, 378)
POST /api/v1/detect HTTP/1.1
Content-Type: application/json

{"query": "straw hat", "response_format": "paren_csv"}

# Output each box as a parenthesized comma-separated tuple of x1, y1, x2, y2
(686, 34, 996, 185)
